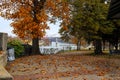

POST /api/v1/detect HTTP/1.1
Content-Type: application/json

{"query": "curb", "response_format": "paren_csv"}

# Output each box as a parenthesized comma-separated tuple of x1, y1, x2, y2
(0, 66, 13, 80)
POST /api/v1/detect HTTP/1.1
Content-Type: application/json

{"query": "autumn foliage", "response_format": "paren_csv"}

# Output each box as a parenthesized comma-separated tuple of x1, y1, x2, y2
(0, 0, 70, 39)
(0, 0, 70, 54)
(0, 51, 3, 54)
(6, 52, 120, 80)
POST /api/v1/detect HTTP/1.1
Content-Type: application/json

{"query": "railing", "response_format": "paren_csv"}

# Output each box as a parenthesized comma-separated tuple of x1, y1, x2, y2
(40, 46, 62, 54)
(39, 46, 77, 54)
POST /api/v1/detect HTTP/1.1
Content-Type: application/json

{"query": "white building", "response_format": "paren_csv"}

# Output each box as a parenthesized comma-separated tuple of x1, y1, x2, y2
(39, 37, 77, 54)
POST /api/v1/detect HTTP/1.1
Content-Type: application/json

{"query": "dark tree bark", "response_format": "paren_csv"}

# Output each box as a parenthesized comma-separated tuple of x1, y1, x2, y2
(102, 40, 105, 51)
(32, 38, 40, 54)
(94, 39, 102, 54)
(77, 40, 81, 51)
(31, 0, 46, 55)
(113, 31, 119, 50)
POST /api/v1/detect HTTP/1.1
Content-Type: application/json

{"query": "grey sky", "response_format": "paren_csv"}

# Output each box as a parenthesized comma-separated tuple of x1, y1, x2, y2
(0, 17, 60, 37)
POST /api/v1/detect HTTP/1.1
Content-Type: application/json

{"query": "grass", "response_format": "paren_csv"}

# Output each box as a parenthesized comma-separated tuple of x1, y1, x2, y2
(58, 50, 120, 59)
(62, 50, 120, 59)
(85, 50, 120, 59)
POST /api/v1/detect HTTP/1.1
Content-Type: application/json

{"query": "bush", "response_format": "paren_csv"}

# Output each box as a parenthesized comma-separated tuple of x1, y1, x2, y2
(7, 39, 24, 58)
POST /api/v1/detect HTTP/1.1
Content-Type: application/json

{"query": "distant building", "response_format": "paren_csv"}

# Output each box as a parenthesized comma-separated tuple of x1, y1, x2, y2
(39, 37, 77, 54)
(47, 37, 77, 50)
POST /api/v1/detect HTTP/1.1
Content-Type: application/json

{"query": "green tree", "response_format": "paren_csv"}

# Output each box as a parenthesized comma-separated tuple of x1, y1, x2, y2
(102, 20, 120, 51)
(60, 0, 115, 54)
(59, 0, 88, 50)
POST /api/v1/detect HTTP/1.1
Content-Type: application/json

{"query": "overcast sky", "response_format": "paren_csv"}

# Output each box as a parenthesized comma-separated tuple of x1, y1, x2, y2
(0, 17, 60, 37)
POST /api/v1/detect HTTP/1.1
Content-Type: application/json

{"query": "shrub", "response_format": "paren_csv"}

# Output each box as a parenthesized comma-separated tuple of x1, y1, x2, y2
(7, 39, 24, 58)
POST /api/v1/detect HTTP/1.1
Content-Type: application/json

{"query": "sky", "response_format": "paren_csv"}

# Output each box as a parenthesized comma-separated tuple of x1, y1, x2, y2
(0, 17, 61, 37)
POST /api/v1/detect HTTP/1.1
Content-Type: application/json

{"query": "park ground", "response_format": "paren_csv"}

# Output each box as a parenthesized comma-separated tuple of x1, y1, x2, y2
(6, 51, 120, 80)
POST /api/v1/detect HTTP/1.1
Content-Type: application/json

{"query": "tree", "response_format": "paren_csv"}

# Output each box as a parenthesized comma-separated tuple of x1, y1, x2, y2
(59, 24, 84, 50)
(0, 0, 70, 54)
(59, 0, 88, 50)
(60, 0, 115, 54)
(103, 20, 120, 51)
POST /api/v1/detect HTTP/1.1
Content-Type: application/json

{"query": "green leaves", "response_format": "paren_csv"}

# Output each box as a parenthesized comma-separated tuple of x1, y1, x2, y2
(70, 0, 115, 40)
(7, 39, 24, 58)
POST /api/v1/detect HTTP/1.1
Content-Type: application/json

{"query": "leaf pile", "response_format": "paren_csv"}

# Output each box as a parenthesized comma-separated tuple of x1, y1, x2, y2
(6, 52, 120, 80)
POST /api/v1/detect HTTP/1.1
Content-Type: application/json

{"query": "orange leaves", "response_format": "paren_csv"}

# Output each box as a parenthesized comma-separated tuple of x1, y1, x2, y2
(46, 0, 70, 23)
(6, 52, 120, 80)
(62, 26, 68, 31)
(10, 1, 49, 39)
(97, 71, 106, 76)
(71, 37, 78, 44)
(101, 78, 109, 80)
(0, 0, 70, 39)
(37, 10, 48, 23)
(0, 51, 3, 54)
(41, 70, 47, 75)
(46, 0, 56, 10)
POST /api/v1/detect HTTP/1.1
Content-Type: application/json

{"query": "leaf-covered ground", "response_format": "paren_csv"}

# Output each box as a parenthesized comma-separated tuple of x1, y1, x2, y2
(6, 51, 120, 80)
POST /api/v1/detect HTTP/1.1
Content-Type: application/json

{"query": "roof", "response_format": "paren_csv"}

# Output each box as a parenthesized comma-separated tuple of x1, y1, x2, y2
(107, 0, 120, 19)
(47, 37, 64, 43)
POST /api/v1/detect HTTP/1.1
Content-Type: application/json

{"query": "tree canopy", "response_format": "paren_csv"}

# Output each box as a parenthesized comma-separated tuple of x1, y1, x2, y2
(0, 0, 70, 39)
(0, 0, 70, 54)
(59, 0, 118, 54)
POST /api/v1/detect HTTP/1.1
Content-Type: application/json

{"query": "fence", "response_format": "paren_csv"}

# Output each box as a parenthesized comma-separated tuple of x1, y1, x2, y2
(40, 46, 62, 54)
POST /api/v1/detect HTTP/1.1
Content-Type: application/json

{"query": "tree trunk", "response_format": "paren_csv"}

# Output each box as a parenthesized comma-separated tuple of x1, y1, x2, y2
(114, 43, 118, 50)
(114, 38, 118, 50)
(94, 39, 102, 54)
(77, 40, 81, 51)
(32, 37, 41, 55)
(102, 40, 105, 51)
